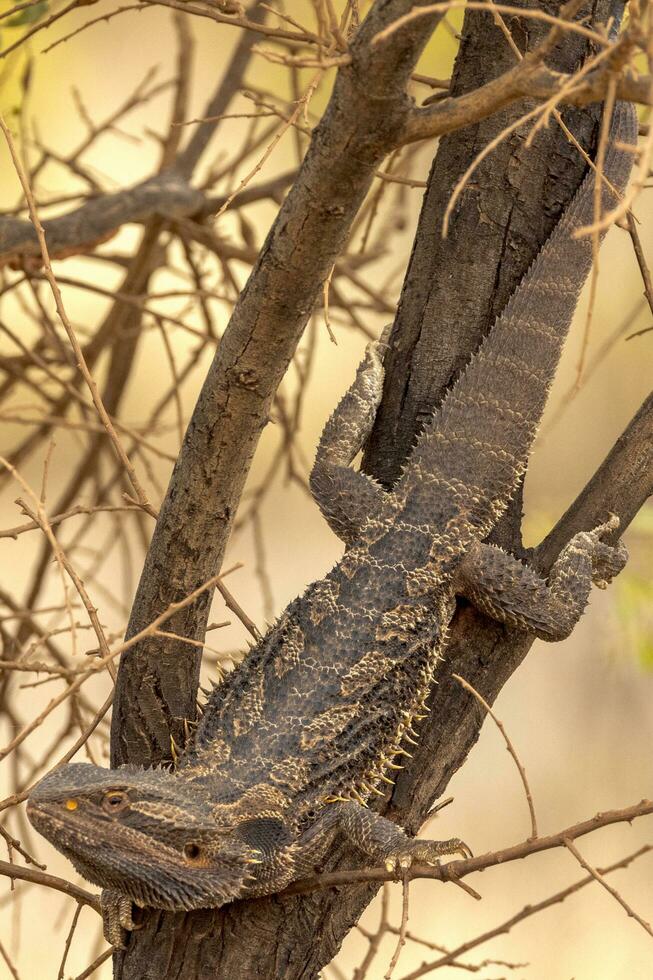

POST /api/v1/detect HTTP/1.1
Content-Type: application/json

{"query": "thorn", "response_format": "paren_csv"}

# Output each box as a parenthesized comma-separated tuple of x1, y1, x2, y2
(394, 747, 413, 758)
(378, 774, 395, 786)
(386, 761, 404, 771)
(403, 734, 419, 746)
(367, 783, 385, 797)
(350, 788, 368, 807)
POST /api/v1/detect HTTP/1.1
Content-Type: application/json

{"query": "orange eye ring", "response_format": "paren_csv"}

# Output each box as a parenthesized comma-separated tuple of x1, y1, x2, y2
(64, 799, 78, 811)
(102, 790, 129, 814)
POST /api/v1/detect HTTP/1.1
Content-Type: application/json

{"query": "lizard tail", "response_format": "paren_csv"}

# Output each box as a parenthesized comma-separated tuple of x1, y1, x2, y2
(399, 99, 637, 533)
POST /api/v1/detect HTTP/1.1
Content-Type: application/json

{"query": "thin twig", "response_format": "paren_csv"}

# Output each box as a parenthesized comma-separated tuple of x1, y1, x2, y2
(452, 674, 537, 839)
(385, 873, 410, 979)
(563, 837, 653, 939)
(0, 117, 157, 520)
(397, 845, 653, 978)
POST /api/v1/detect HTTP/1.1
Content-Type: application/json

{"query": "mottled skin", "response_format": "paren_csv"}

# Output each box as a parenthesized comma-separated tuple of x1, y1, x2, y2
(28, 101, 635, 947)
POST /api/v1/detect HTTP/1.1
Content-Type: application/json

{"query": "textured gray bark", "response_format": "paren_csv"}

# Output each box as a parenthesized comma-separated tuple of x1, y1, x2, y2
(111, 0, 653, 977)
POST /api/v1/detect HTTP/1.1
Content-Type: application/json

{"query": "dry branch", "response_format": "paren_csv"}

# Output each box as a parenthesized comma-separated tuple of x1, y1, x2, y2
(283, 799, 653, 895)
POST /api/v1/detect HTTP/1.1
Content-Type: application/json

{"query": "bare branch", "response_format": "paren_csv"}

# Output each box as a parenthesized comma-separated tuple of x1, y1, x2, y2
(0, 858, 100, 914)
(452, 674, 538, 840)
(398, 844, 653, 978)
(111, 0, 448, 768)
(564, 837, 653, 939)
(283, 799, 653, 896)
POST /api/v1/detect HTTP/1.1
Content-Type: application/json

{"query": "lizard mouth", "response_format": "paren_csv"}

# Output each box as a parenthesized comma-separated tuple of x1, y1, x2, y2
(27, 801, 256, 911)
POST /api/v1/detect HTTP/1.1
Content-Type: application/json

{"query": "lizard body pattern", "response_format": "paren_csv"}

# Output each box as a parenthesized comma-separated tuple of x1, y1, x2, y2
(28, 100, 636, 947)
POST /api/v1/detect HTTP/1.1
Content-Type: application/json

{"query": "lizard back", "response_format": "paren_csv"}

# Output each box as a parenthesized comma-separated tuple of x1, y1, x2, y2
(185, 501, 460, 822)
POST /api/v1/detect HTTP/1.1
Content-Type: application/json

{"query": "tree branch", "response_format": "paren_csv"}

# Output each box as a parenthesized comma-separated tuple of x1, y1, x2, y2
(284, 798, 653, 895)
(2, 19, 647, 266)
(402, 62, 650, 145)
(0, 858, 100, 914)
(536, 390, 653, 572)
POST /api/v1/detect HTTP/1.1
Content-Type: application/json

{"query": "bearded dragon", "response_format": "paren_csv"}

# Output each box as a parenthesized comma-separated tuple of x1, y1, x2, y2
(27, 99, 636, 948)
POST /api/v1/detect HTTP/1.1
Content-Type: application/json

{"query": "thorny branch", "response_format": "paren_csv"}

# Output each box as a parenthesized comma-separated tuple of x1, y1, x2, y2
(284, 799, 653, 895)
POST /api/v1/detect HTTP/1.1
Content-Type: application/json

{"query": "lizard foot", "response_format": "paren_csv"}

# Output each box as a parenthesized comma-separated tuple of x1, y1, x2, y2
(374, 321, 394, 353)
(382, 836, 472, 874)
(588, 514, 628, 589)
(365, 322, 394, 368)
(101, 889, 139, 948)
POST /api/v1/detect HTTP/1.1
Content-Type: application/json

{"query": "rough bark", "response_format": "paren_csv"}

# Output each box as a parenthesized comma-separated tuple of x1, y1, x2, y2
(110, 0, 653, 978)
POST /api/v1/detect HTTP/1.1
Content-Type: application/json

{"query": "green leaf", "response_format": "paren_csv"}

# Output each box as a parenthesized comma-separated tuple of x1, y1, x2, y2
(8, 1, 49, 27)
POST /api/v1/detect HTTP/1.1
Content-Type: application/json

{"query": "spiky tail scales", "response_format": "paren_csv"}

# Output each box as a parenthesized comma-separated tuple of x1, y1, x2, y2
(400, 100, 637, 533)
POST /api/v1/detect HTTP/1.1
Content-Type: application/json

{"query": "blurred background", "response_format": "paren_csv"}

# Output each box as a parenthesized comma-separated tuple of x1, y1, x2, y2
(0, 2, 651, 977)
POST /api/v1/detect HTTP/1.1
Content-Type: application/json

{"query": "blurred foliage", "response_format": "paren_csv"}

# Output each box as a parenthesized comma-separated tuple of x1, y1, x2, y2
(0, 0, 49, 115)
(614, 506, 653, 669)
(8, 0, 47, 25)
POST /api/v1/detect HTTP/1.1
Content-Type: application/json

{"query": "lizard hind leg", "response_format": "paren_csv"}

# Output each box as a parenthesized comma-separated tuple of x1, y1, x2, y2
(456, 515, 627, 640)
(310, 329, 391, 545)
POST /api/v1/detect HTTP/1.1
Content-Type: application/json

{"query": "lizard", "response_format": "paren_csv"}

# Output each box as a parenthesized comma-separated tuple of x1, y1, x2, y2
(27, 98, 636, 949)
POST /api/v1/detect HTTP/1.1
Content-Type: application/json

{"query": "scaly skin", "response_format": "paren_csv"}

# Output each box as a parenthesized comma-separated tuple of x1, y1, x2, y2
(27, 101, 635, 947)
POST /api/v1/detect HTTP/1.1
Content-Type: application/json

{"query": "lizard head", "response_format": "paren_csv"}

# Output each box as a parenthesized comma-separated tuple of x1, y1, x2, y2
(27, 763, 284, 911)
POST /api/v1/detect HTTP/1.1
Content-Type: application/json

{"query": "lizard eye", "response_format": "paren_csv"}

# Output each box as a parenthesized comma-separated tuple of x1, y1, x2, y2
(102, 790, 129, 814)
(183, 842, 203, 862)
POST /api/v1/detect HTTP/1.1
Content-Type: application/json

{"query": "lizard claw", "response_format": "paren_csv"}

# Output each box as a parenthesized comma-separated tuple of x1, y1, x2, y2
(588, 513, 627, 588)
(366, 323, 394, 365)
(376, 321, 394, 351)
(383, 836, 472, 876)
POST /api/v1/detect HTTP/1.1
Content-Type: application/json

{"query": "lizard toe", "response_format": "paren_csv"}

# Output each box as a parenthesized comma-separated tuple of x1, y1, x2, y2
(591, 540, 628, 587)
(101, 889, 137, 948)
(382, 835, 472, 874)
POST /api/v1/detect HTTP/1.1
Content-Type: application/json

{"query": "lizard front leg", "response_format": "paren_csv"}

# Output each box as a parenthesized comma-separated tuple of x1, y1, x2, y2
(310, 329, 390, 544)
(456, 515, 627, 640)
(302, 802, 470, 876)
(100, 888, 139, 948)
